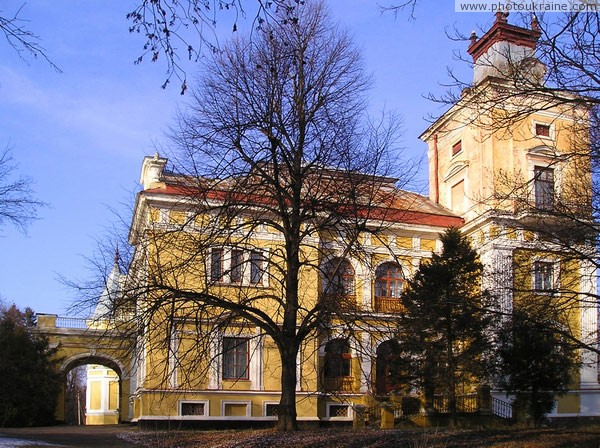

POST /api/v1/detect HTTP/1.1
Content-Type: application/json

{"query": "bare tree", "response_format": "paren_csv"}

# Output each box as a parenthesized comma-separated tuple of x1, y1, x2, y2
(127, 0, 304, 93)
(0, 4, 59, 71)
(84, 1, 422, 431)
(126, 0, 426, 92)
(65, 366, 87, 425)
(379, 1, 420, 21)
(0, 146, 45, 234)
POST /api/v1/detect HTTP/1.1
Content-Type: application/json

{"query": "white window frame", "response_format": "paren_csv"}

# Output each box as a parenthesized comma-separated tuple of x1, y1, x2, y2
(263, 401, 280, 419)
(213, 331, 262, 390)
(168, 328, 179, 388)
(210, 248, 225, 282)
(325, 402, 353, 420)
(221, 400, 252, 418)
(208, 247, 270, 287)
(178, 400, 209, 418)
(222, 336, 250, 381)
(533, 165, 555, 211)
(451, 138, 463, 157)
(526, 153, 562, 211)
(532, 258, 559, 293)
(533, 120, 555, 140)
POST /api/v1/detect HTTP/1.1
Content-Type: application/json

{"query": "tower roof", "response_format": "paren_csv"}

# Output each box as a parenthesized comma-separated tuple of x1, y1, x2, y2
(468, 12, 541, 63)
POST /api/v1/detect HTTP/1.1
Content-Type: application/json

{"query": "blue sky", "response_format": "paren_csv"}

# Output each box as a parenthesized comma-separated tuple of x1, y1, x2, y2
(0, 1, 492, 315)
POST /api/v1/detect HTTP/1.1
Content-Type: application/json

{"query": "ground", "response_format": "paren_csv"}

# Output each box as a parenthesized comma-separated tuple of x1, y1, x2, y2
(2, 425, 599, 447)
(121, 426, 600, 448)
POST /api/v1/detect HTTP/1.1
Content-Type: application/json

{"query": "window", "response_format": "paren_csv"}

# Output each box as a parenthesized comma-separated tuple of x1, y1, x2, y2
(250, 250, 265, 284)
(534, 261, 554, 291)
(222, 337, 249, 380)
(324, 339, 351, 378)
(375, 263, 404, 298)
(230, 249, 244, 283)
(327, 404, 350, 418)
(452, 140, 462, 156)
(210, 248, 224, 282)
(210, 248, 267, 285)
(451, 180, 465, 213)
(265, 403, 279, 417)
(180, 402, 206, 416)
(376, 340, 404, 395)
(534, 166, 555, 210)
(535, 123, 551, 137)
(323, 258, 355, 296)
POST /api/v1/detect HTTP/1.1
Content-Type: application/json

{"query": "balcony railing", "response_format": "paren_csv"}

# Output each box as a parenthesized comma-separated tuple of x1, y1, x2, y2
(374, 296, 405, 313)
(55, 317, 88, 329)
(322, 376, 355, 392)
(322, 294, 357, 312)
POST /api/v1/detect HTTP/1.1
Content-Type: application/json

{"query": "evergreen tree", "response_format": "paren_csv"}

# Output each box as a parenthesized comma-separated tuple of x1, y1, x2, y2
(0, 304, 61, 427)
(398, 227, 492, 426)
(497, 308, 577, 426)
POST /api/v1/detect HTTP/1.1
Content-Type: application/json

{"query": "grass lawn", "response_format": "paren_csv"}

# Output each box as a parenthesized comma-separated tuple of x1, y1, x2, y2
(121, 425, 600, 448)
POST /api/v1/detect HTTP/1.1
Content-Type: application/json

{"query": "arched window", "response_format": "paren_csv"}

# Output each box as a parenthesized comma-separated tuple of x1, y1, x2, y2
(375, 262, 404, 299)
(324, 339, 351, 378)
(374, 263, 405, 313)
(323, 258, 355, 296)
(322, 338, 354, 392)
(376, 339, 403, 395)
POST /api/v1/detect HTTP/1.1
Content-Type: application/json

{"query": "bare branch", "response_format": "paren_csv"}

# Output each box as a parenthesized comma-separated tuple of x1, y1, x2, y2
(0, 4, 61, 72)
(0, 145, 46, 234)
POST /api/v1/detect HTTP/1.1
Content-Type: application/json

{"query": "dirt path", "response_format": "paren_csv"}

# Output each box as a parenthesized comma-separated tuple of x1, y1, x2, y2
(0, 425, 138, 448)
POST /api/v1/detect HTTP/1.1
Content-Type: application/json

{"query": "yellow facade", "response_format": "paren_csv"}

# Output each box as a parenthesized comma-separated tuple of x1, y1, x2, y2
(127, 198, 453, 423)
(86, 365, 120, 425)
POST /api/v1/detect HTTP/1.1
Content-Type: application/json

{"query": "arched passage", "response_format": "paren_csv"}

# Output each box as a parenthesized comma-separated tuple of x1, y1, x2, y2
(59, 353, 127, 425)
(375, 339, 406, 396)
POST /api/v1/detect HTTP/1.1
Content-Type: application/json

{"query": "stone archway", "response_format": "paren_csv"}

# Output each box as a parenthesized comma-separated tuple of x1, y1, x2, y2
(59, 353, 129, 425)
(35, 314, 134, 424)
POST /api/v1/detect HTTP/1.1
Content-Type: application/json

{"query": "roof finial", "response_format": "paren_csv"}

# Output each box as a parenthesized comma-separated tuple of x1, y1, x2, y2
(114, 243, 120, 266)
(495, 11, 509, 23)
(470, 30, 478, 45)
(531, 13, 540, 31)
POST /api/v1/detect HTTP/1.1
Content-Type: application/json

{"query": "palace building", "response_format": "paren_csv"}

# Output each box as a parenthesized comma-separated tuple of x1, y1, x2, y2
(45, 13, 599, 425)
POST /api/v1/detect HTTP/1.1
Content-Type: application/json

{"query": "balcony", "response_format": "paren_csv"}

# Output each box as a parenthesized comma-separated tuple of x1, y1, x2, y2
(322, 376, 355, 392)
(374, 296, 405, 313)
(322, 294, 357, 312)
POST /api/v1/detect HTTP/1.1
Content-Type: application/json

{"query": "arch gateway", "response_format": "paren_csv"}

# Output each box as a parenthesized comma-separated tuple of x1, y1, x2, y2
(37, 15, 600, 426)
(35, 314, 133, 424)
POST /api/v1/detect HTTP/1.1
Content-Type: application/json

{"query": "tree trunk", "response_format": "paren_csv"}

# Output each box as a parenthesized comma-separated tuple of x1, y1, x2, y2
(446, 322, 457, 428)
(277, 345, 299, 431)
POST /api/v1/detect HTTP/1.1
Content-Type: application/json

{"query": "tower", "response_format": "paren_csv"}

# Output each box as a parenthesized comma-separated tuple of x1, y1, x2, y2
(421, 13, 599, 418)
(420, 13, 562, 223)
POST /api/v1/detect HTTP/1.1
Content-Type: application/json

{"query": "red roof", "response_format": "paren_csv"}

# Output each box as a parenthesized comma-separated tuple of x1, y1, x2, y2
(143, 181, 463, 229)
(468, 13, 541, 62)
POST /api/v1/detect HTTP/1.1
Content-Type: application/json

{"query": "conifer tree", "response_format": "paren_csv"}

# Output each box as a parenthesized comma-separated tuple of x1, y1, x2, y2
(497, 308, 577, 426)
(0, 304, 61, 427)
(398, 227, 491, 426)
